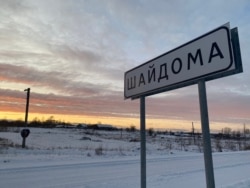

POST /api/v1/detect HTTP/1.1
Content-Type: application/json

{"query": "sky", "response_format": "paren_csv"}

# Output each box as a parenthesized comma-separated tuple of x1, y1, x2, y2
(0, 0, 250, 132)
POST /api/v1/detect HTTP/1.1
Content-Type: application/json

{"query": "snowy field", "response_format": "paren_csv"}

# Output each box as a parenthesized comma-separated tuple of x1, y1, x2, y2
(1, 127, 250, 188)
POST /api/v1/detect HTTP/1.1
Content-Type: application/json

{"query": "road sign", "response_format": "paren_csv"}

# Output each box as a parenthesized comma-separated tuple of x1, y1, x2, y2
(124, 23, 242, 99)
(125, 23, 243, 188)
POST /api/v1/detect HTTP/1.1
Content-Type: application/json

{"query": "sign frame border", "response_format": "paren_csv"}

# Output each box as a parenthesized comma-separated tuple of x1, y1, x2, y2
(124, 26, 243, 100)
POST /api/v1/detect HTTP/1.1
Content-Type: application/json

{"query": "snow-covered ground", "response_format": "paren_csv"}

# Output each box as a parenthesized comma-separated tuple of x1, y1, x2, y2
(1, 127, 250, 188)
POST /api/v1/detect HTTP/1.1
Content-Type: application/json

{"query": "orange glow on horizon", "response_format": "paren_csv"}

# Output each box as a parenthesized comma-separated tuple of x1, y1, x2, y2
(0, 111, 195, 129)
(0, 111, 244, 132)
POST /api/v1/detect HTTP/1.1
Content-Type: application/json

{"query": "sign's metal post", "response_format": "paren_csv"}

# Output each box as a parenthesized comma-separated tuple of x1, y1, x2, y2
(140, 96, 146, 188)
(198, 81, 215, 188)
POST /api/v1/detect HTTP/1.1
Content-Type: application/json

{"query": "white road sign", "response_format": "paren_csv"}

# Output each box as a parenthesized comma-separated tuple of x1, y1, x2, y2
(124, 23, 241, 99)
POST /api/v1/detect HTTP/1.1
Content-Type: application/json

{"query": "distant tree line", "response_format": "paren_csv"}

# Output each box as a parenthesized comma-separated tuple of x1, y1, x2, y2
(0, 116, 71, 128)
(1, 117, 249, 140)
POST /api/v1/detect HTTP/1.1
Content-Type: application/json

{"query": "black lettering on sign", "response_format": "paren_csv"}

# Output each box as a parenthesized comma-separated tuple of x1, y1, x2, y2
(208, 42, 224, 63)
(187, 49, 203, 70)
(158, 63, 169, 82)
(148, 64, 156, 83)
(171, 58, 183, 74)
(138, 73, 146, 87)
(127, 76, 136, 90)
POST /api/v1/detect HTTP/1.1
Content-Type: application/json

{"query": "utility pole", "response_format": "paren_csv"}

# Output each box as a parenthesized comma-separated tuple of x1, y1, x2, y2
(24, 88, 30, 127)
(21, 88, 31, 148)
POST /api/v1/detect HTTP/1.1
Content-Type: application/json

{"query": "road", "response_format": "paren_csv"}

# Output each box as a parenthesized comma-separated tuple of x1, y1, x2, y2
(1, 151, 250, 188)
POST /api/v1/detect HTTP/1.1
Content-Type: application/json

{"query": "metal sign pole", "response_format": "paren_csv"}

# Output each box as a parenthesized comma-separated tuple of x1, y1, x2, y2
(198, 81, 215, 188)
(140, 96, 146, 188)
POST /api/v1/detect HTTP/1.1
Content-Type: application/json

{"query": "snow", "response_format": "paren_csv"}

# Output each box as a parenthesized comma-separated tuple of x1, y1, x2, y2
(1, 127, 250, 188)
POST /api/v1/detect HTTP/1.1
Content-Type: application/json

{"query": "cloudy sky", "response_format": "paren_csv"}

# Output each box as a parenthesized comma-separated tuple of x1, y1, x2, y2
(0, 0, 250, 131)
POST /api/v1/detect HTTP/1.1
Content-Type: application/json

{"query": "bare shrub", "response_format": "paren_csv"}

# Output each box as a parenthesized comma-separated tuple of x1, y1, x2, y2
(215, 138, 223, 152)
(196, 138, 203, 153)
(148, 128, 154, 136)
(0, 127, 8, 132)
(118, 146, 125, 156)
(225, 140, 236, 151)
(166, 140, 172, 150)
(244, 144, 250, 150)
(95, 145, 103, 155)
